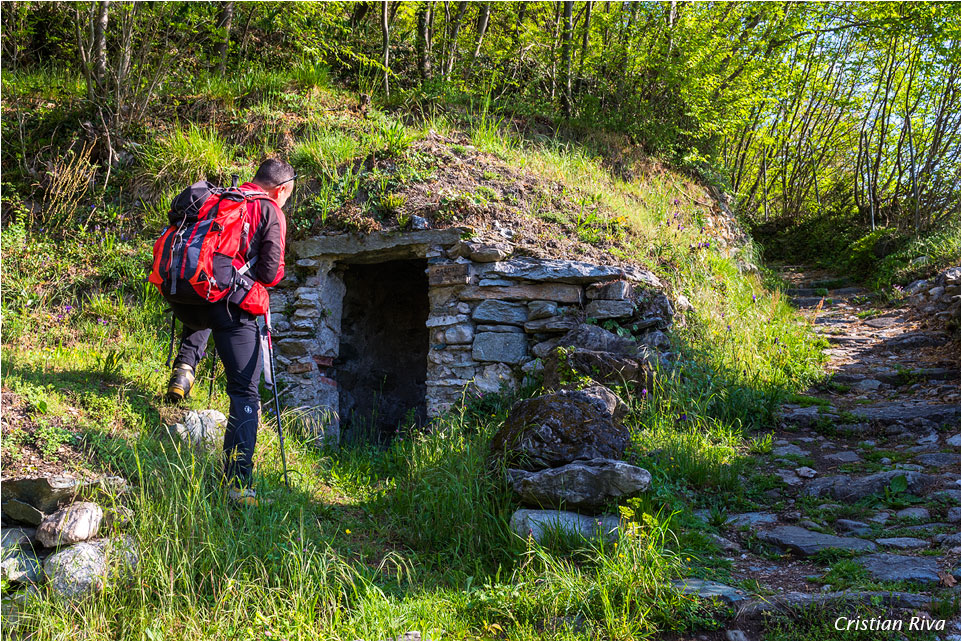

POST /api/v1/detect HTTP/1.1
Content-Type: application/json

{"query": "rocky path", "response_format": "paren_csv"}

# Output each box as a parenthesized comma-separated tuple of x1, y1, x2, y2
(693, 267, 961, 638)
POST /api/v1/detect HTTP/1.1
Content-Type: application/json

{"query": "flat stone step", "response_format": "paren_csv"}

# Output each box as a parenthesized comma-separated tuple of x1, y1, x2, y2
(786, 288, 821, 296)
(825, 335, 871, 345)
(830, 286, 868, 297)
(756, 525, 876, 556)
(814, 316, 854, 325)
(849, 401, 960, 426)
(792, 296, 830, 308)
(857, 553, 940, 585)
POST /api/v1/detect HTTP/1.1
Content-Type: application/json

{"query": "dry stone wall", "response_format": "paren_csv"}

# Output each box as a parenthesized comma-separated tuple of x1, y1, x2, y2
(270, 229, 672, 445)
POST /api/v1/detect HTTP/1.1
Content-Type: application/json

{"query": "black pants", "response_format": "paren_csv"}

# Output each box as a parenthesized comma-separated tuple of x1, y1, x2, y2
(170, 301, 262, 487)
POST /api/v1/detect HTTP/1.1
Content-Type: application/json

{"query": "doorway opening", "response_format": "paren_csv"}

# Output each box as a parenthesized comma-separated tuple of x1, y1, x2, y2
(335, 259, 429, 445)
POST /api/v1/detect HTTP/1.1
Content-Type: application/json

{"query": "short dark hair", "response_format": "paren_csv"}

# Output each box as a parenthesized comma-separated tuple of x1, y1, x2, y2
(253, 158, 295, 189)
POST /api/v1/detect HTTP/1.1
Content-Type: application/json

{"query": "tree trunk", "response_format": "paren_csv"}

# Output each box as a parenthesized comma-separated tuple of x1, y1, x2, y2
(471, 3, 490, 62)
(215, 1, 234, 75)
(560, 1, 573, 117)
(381, 0, 390, 97)
(416, 3, 433, 79)
(444, 1, 468, 78)
(578, 1, 591, 75)
(350, 2, 370, 29)
(93, 1, 109, 93)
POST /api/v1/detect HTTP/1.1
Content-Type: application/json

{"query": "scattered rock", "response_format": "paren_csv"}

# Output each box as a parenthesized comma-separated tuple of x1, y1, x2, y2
(170, 410, 227, 451)
(506, 459, 651, 512)
(727, 512, 777, 529)
(725, 630, 749, 641)
(835, 519, 872, 536)
(875, 537, 929, 550)
(671, 578, 749, 605)
(490, 386, 628, 471)
(36, 502, 103, 548)
(795, 466, 817, 479)
(856, 553, 940, 585)
(804, 470, 937, 501)
(896, 507, 931, 521)
(509, 509, 620, 543)
(737, 590, 933, 620)
(825, 451, 861, 463)
(771, 444, 808, 457)
(707, 533, 742, 554)
(916, 452, 961, 468)
(755, 525, 876, 556)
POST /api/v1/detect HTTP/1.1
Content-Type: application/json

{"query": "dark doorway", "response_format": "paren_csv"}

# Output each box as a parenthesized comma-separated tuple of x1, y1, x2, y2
(336, 259, 429, 445)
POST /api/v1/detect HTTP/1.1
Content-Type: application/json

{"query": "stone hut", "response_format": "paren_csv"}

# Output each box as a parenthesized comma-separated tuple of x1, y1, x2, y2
(269, 229, 665, 445)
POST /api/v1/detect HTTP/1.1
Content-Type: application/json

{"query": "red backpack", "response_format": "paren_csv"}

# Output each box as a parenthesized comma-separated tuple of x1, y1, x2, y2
(148, 180, 273, 305)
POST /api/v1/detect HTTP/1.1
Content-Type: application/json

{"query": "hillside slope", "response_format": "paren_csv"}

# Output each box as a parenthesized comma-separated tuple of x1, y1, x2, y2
(0, 69, 874, 640)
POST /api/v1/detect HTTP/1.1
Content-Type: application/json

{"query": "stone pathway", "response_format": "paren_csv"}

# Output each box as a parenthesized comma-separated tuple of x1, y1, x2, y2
(695, 267, 961, 635)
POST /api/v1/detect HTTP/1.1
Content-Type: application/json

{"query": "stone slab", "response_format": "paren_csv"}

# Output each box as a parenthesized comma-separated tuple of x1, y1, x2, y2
(756, 525, 876, 556)
(293, 229, 463, 261)
(472, 333, 527, 364)
(484, 257, 628, 284)
(856, 553, 940, 585)
(459, 284, 582, 304)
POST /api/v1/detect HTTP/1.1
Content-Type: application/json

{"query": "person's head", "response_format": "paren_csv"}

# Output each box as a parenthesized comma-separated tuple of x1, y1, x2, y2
(252, 158, 296, 208)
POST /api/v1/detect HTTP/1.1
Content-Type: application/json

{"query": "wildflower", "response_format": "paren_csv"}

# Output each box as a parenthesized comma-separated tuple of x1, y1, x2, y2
(773, 337, 779, 345)
(673, 198, 680, 205)
(345, 529, 351, 534)
(752, 294, 757, 303)
(640, 388, 648, 397)
(65, 305, 73, 312)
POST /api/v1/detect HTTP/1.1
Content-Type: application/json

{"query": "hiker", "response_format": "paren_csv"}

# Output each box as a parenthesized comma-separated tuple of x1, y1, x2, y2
(150, 158, 294, 505)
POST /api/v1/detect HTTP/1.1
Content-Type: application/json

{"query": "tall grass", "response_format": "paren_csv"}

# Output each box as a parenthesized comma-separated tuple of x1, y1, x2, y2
(138, 125, 239, 189)
(290, 129, 359, 181)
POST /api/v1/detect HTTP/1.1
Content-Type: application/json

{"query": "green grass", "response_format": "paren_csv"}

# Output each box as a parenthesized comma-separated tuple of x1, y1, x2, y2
(138, 124, 242, 189)
(290, 129, 360, 181)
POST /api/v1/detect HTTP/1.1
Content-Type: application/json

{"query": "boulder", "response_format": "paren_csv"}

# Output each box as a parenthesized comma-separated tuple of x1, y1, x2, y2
(506, 458, 651, 512)
(490, 386, 628, 471)
(542, 346, 654, 391)
(44, 542, 107, 598)
(44, 536, 138, 600)
(509, 509, 620, 543)
(803, 470, 937, 502)
(756, 525, 876, 556)
(36, 502, 103, 548)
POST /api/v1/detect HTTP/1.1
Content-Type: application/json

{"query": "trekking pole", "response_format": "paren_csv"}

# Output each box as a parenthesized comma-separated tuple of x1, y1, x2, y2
(207, 346, 217, 405)
(260, 304, 290, 488)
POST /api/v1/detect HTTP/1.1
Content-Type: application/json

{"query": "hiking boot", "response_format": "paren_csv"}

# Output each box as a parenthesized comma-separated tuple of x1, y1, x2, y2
(227, 485, 270, 507)
(165, 363, 195, 402)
